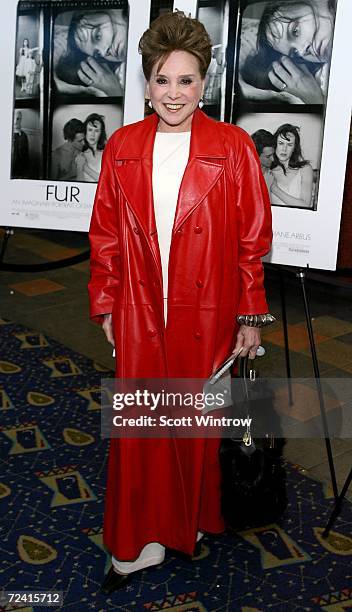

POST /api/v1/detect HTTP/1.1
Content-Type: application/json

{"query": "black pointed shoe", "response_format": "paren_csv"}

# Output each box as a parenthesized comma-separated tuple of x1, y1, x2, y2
(101, 565, 133, 594)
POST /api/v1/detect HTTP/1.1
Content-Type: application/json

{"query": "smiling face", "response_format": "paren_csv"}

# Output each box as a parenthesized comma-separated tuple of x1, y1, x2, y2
(276, 132, 296, 163)
(86, 120, 102, 149)
(266, 3, 333, 63)
(74, 12, 114, 59)
(146, 50, 205, 133)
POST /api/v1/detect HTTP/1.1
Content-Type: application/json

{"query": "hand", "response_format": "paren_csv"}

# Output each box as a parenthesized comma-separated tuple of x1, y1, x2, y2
(268, 56, 324, 104)
(232, 325, 261, 360)
(102, 313, 115, 347)
(77, 57, 123, 96)
(270, 177, 279, 195)
(265, 170, 275, 190)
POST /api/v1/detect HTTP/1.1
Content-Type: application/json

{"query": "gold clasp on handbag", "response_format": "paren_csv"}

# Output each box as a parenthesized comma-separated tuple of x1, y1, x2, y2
(243, 429, 252, 446)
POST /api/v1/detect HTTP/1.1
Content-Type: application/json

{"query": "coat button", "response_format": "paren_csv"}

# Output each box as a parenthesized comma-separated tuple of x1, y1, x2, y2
(194, 225, 203, 234)
(138, 279, 146, 286)
(133, 226, 139, 234)
(147, 328, 157, 337)
(196, 279, 204, 288)
(194, 331, 202, 340)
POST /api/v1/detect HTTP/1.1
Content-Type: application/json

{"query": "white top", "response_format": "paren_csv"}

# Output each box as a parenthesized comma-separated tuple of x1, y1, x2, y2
(271, 167, 303, 205)
(152, 131, 191, 324)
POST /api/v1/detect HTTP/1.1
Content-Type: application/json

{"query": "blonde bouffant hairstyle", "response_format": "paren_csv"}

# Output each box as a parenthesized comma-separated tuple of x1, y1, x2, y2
(138, 10, 212, 80)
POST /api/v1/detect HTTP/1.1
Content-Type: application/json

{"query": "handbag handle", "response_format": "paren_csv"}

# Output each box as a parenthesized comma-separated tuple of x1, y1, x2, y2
(239, 355, 257, 399)
(238, 355, 257, 447)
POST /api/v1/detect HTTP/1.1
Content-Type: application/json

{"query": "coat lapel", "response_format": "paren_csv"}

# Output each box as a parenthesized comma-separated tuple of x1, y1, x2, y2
(114, 113, 161, 275)
(172, 109, 227, 234)
(113, 109, 227, 273)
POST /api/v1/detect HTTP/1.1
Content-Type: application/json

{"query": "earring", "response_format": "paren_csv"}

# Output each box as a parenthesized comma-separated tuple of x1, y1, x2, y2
(148, 100, 153, 109)
(198, 98, 204, 109)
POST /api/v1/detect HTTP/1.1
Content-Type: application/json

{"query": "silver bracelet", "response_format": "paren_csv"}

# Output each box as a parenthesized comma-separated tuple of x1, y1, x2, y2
(236, 313, 277, 328)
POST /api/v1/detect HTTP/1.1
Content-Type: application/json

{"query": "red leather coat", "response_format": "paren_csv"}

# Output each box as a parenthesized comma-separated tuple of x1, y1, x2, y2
(88, 108, 272, 560)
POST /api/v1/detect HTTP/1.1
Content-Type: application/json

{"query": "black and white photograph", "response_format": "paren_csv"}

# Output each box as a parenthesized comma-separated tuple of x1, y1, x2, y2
(14, 9, 43, 100)
(237, 112, 323, 209)
(237, 0, 337, 105)
(11, 108, 42, 179)
(197, 0, 229, 118)
(50, 103, 123, 182)
(53, 3, 128, 98)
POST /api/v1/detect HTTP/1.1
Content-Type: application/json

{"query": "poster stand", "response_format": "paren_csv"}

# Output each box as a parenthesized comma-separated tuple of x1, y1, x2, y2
(268, 263, 352, 536)
(323, 467, 352, 537)
(0, 226, 89, 271)
(267, 262, 339, 501)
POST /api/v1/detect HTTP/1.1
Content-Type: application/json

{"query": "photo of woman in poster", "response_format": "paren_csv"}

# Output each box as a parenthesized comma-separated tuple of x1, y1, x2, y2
(15, 39, 37, 92)
(14, 10, 42, 100)
(54, 9, 127, 97)
(239, 112, 322, 209)
(50, 104, 120, 183)
(76, 113, 107, 182)
(270, 124, 314, 207)
(238, 0, 336, 104)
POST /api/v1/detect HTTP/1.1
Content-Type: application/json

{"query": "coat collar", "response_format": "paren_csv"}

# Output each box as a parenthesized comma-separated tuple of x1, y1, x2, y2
(114, 108, 226, 278)
(115, 108, 226, 161)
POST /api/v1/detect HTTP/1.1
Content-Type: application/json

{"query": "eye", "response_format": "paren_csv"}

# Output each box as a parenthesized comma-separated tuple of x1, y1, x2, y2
(94, 27, 102, 42)
(290, 20, 301, 39)
(156, 77, 167, 85)
(180, 78, 192, 85)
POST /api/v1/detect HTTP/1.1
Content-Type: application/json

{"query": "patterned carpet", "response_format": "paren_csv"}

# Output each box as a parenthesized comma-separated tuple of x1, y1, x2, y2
(0, 319, 351, 611)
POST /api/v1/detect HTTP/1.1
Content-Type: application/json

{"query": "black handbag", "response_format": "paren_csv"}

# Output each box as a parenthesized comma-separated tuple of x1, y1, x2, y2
(219, 355, 287, 530)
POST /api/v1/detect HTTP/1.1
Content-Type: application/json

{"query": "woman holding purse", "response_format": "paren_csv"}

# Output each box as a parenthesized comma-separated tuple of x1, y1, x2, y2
(88, 10, 274, 594)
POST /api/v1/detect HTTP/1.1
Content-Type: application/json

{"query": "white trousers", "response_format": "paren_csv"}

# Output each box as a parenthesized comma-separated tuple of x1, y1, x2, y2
(112, 531, 204, 574)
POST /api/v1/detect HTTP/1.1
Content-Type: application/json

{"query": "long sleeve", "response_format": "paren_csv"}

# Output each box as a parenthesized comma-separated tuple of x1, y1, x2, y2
(88, 138, 121, 324)
(234, 129, 272, 314)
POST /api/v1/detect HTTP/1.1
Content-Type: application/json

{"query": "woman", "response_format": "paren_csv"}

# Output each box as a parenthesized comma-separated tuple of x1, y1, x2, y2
(88, 11, 273, 594)
(16, 38, 39, 93)
(56, 10, 126, 96)
(242, 0, 336, 104)
(270, 124, 313, 208)
(76, 113, 106, 182)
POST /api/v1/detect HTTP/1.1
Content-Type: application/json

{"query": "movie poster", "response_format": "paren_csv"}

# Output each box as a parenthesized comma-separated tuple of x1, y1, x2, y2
(12, 0, 127, 184)
(1, 0, 351, 269)
(2, 0, 151, 231)
(229, 0, 351, 268)
(232, 0, 337, 215)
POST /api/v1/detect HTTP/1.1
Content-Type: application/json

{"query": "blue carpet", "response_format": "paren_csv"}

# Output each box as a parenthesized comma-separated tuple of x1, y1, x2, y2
(0, 319, 351, 611)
